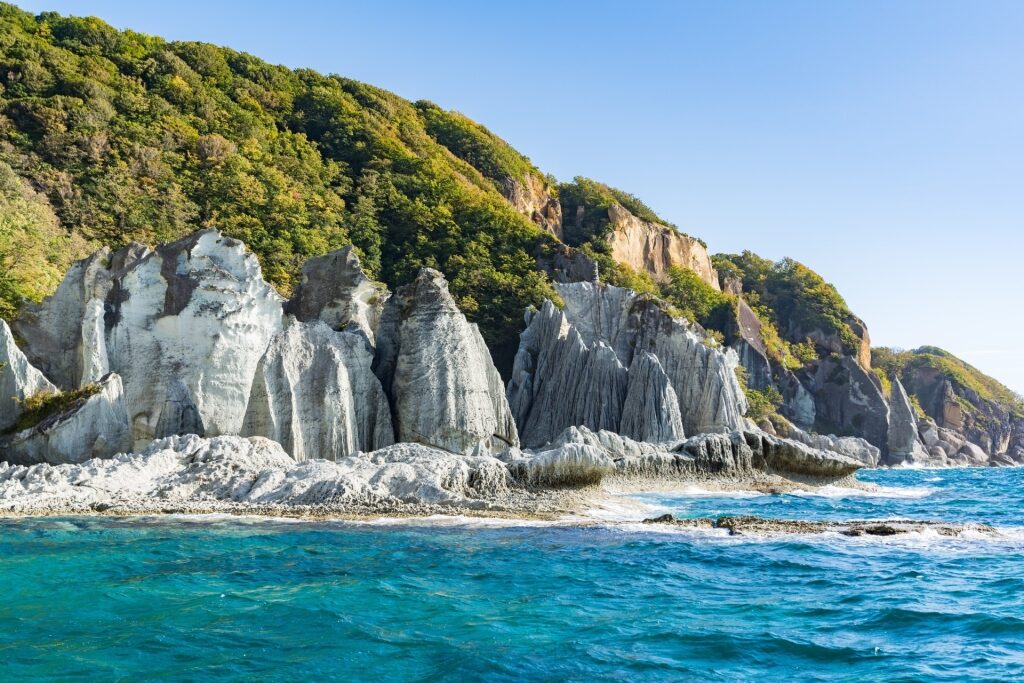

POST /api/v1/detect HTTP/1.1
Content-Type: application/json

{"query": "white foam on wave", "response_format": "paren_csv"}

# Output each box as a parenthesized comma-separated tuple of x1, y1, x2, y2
(348, 514, 563, 529)
(790, 484, 935, 500)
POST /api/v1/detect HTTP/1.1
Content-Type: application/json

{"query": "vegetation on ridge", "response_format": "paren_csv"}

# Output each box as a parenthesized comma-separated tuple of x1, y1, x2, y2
(713, 251, 862, 357)
(873, 346, 1024, 418)
(0, 3, 557, 369)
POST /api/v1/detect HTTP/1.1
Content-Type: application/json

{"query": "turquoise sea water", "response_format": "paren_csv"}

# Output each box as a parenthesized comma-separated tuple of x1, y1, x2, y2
(1, 468, 1023, 681)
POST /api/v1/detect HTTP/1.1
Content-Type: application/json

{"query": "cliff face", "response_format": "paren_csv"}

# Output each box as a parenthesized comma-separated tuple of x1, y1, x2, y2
(502, 174, 563, 240)
(508, 282, 746, 449)
(3, 231, 517, 465)
(374, 269, 519, 456)
(604, 205, 720, 289)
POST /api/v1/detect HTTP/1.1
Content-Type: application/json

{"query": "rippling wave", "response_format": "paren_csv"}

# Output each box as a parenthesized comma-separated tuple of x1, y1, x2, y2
(1, 467, 1022, 681)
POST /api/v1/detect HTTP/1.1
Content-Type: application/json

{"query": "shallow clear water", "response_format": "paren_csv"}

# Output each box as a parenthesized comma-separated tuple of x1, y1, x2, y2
(2, 469, 1023, 681)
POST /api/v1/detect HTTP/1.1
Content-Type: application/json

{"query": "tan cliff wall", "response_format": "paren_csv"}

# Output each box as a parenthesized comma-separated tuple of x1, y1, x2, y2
(604, 204, 720, 290)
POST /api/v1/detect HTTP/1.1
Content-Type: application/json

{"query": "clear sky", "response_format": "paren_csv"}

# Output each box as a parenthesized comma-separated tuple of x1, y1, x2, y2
(16, 1, 1024, 394)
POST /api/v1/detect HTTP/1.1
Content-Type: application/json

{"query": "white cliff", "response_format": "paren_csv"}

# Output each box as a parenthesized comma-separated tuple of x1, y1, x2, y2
(104, 230, 284, 445)
(374, 269, 519, 456)
(12, 243, 149, 389)
(508, 282, 746, 449)
(0, 319, 56, 432)
(242, 320, 394, 461)
(0, 373, 131, 465)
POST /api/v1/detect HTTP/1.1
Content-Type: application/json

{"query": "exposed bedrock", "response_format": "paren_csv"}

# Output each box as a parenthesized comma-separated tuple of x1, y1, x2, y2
(508, 282, 746, 449)
(886, 377, 930, 465)
(0, 319, 57, 431)
(374, 268, 519, 456)
(505, 425, 861, 485)
(283, 245, 387, 345)
(0, 435, 514, 512)
(104, 230, 284, 445)
(13, 242, 150, 389)
(0, 373, 131, 465)
(604, 204, 720, 289)
(805, 356, 890, 456)
(242, 320, 394, 461)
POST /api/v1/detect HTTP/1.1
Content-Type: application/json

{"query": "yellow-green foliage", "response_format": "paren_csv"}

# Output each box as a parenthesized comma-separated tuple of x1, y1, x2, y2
(745, 386, 784, 421)
(715, 251, 861, 356)
(873, 346, 1024, 417)
(0, 160, 90, 318)
(0, 3, 560, 368)
(6, 382, 101, 434)
(872, 368, 893, 397)
(660, 266, 731, 327)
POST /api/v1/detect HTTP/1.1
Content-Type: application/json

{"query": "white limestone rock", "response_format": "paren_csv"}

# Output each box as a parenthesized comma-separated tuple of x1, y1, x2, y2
(12, 243, 149, 389)
(886, 377, 930, 465)
(0, 435, 512, 511)
(242, 320, 394, 461)
(284, 245, 387, 346)
(0, 373, 131, 465)
(780, 422, 881, 467)
(0, 319, 57, 432)
(508, 282, 745, 448)
(104, 230, 284, 446)
(374, 268, 518, 456)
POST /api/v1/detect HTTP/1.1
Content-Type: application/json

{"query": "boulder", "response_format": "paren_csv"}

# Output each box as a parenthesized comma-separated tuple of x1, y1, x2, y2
(0, 319, 57, 432)
(374, 269, 518, 456)
(0, 373, 131, 465)
(241, 320, 394, 461)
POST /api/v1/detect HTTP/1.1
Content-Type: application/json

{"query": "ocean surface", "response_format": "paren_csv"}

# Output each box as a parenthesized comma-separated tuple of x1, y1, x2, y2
(2, 468, 1023, 682)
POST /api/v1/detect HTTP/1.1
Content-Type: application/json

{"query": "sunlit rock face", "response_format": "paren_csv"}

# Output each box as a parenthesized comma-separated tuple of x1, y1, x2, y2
(604, 204, 719, 289)
(0, 373, 131, 465)
(508, 282, 746, 449)
(242, 320, 394, 462)
(0, 319, 57, 432)
(284, 245, 387, 346)
(102, 230, 285, 446)
(374, 268, 519, 456)
(13, 243, 149, 390)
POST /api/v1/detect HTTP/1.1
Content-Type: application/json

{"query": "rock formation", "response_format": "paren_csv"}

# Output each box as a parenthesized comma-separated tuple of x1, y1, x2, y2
(508, 282, 746, 448)
(0, 319, 56, 431)
(104, 230, 284, 445)
(806, 356, 890, 454)
(604, 204, 719, 289)
(0, 434, 513, 513)
(886, 377, 929, 465)
(12, 242, 149, 389)
(0, 373, 131, 465)
(505, 425, 861, 485)
(284, 246, 387, 345)
(242, 320, 394, 461)
(502, 174, 562, 239)
(374, 268, 519, 456)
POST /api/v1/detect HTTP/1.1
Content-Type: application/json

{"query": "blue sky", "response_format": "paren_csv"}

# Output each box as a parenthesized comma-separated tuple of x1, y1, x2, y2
(17, 1, 1024, 393)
